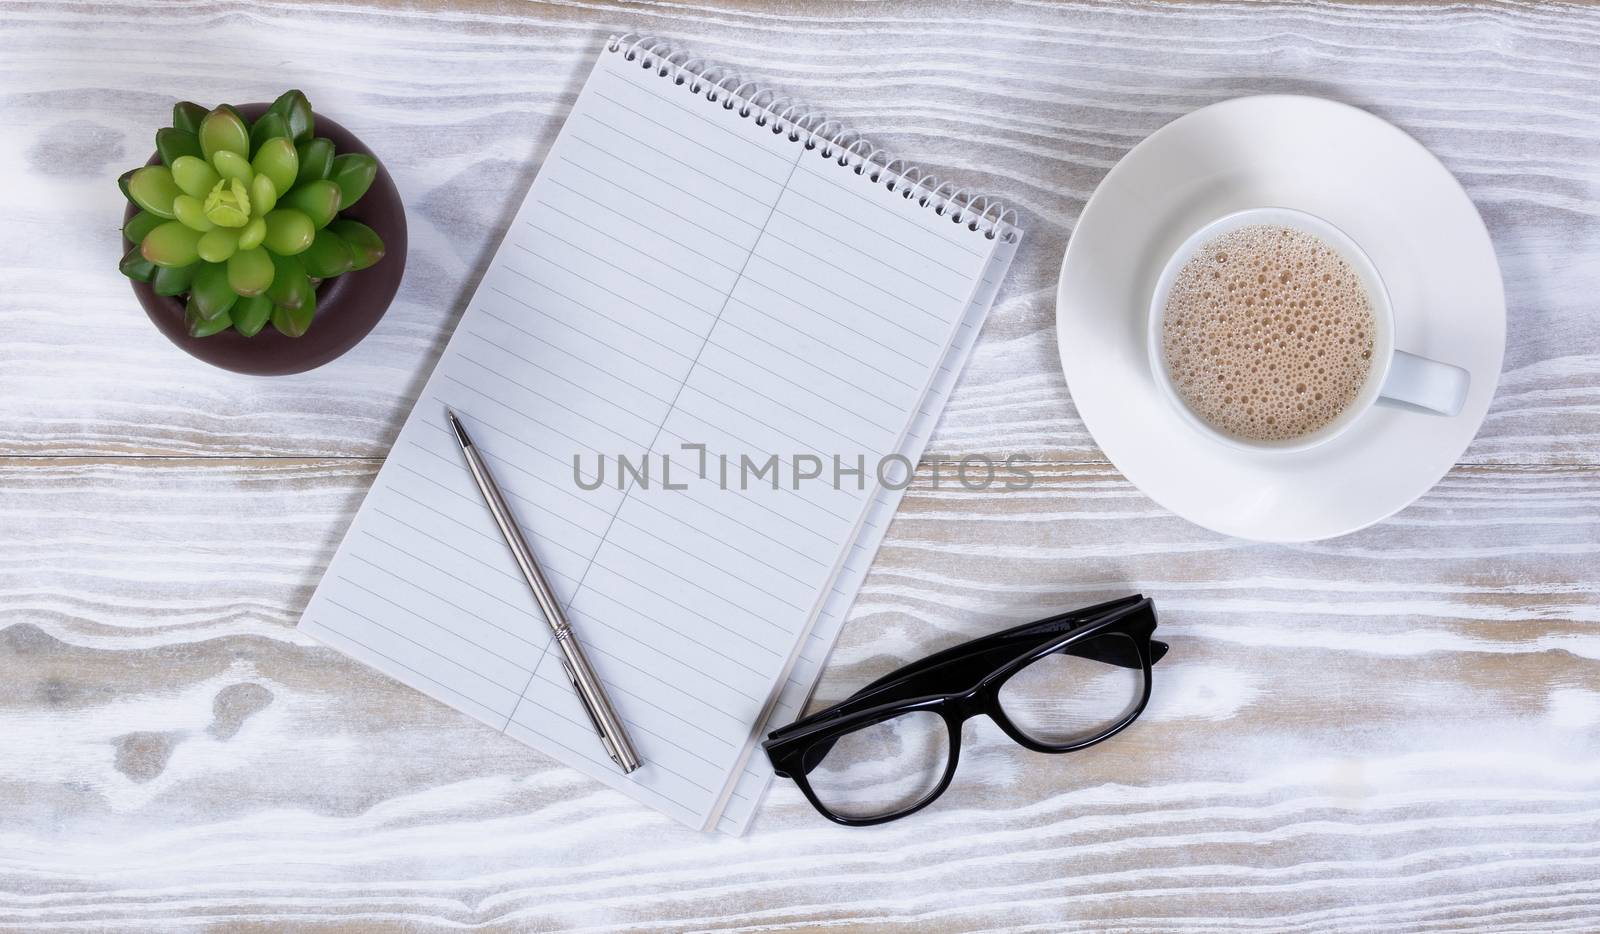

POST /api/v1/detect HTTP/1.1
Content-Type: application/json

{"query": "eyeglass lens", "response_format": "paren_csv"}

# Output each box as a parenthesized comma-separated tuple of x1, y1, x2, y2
(996, 632, 1144, 745)
(804, 710, 950, 820)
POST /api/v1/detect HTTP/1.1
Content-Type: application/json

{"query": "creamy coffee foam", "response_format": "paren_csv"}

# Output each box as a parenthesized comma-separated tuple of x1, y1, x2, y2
(1161, 224, 1375, 442)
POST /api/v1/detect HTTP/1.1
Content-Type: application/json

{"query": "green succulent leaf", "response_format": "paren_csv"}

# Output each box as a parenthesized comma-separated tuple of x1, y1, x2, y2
(300, 226, 354, 278)
(252, 138, 299, 197)
(172, 194, 215, 232)
(171, 101, 209, 136)
(127, 165, 181, 219)
(238, 216, 268, 251)
(156, 128, 202, 167)
(117, 168, 137, 205)
(271, 286, 316, 337)
(248, 113, 291, 156)
(119, 244, 156, 282)
(212, 150, 253, 183)
(284, 180, 341, 229)
(230, 294, 273, 337)
(329, 219, 385, 271)
(294, 138, 334, 186)
(248, 174, 278, 217)
(151, 262, 197, 297)
(268, 90, 315, 143)
(329, 153, 377, 209)
(123, 210, 164, 246)
(185, 294, 234, 337)
(227, 247, 275, 296)
(262, 209, 315, 256)
(171, 155, 222, 200)
(199, 107, 250, 161)
(191, 262, 237, 319)
(265, 252, 311, 310)
(197, 227, 240, 264)
(140, 221, 203, 268)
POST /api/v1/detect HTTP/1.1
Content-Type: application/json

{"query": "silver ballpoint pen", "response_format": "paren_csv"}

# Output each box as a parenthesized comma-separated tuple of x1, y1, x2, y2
(445, 408, 642, 774)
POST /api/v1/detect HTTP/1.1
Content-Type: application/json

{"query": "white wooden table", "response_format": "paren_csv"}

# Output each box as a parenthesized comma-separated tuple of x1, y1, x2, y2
(3, 1, 1598, 930)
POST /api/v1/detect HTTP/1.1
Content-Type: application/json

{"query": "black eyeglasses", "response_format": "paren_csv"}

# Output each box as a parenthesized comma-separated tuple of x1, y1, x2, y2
(764, 595, 1167, 826)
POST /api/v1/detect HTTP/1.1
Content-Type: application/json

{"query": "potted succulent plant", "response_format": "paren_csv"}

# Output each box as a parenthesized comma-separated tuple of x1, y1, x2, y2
(118, 91, 406, 375)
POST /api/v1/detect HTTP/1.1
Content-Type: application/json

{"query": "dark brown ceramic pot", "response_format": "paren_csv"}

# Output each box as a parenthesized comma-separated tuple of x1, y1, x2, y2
(123, 103, 407, 375)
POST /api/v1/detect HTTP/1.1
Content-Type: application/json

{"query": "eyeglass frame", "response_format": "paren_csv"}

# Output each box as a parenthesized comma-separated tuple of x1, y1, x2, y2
(763, 594, 1167, 826)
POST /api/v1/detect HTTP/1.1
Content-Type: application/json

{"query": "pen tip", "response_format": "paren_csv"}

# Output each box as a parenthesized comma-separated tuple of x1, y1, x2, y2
(445, 408, 472, 448)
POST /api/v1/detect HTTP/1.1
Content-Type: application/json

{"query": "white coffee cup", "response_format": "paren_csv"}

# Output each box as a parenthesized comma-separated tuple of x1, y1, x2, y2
(1147, 207, 1470, 453)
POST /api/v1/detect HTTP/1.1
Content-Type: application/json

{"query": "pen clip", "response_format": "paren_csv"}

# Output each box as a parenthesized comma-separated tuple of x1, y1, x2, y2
(563, 660, 623, 768)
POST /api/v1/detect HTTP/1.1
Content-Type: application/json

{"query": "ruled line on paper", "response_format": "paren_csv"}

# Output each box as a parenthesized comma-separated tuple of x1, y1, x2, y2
(710, 318, 907, 409)
(367, 494, 800, 661)
(715, 228, 1020, 834)
(406, 439, 818, 650)
(536, 189, 746, 277)
(769, 206, 971, 302)
(533, 691, 726, 776)
(415, 423, 820, 601)
(731, 277, 932, 368)
(554, 160, 755, 253)
(535, 207, 736, 293)
(323, 596, 528, 698)
(564, 140, 768, 232)
(793, 159, 990, 260)
(481, 294, 687, 385)
(518, 235, 724, 317)
(407, 432, 606, 521)
(720, 297, 923, 392)
(760, 224, 968, 315)
(458, 330, 675, 421)
(390, 472, 791, 683)
(559, 130, 964, 330)
(497, 266, 701, 364)
(306, 620, 510, 725)
(342, 554, 543, 655)
(594, 71, 798, 167)
(538, 158, 954, 351)
(650, 413, 865, 519)
(507, 243, 717, 337)
(583, 109, 789, 192)
(459, 434, 836, 572)
(538, 123, 809, 691)
(601, 63, 988, 263)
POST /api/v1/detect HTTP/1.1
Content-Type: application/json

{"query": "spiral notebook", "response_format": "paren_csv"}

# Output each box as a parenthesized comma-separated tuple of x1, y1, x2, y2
(299, 36, 1020, 834)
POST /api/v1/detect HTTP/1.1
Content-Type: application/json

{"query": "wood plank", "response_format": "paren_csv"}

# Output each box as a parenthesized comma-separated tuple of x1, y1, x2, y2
(2, 456, 1595, 929)
(0, 0, 1595, 462)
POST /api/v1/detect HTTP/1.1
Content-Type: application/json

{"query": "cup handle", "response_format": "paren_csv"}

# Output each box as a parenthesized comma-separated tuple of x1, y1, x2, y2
(1380, 350, 1470, 416)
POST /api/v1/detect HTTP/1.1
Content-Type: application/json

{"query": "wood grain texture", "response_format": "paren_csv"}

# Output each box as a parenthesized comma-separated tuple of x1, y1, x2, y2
(2, 0, 1599, 931)
(1, 458, 1597, 931)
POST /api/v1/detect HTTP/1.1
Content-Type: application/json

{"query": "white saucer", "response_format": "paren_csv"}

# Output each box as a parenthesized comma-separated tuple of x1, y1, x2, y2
(1056, 95, 1505, 542)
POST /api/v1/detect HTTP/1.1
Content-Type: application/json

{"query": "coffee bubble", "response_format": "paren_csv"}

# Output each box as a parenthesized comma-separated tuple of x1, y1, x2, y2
(1162, 224, 1375, 442)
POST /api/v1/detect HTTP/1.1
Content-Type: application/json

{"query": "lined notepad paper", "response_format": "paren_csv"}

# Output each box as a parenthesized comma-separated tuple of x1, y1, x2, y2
(300, 37, 1020, 832)
(712, 232, 1018, 833)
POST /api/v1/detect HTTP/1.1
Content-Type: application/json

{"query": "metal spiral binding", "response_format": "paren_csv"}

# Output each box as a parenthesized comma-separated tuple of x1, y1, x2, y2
(607, 34, 1017, 242)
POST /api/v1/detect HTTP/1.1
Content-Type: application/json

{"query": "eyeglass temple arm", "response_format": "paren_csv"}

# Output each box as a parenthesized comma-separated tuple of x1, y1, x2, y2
(840, 596, 1154, 703)
(774, 598, 1159, 753)
(846, 595, 1148, 697)
(821, 634, 1144, 723)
